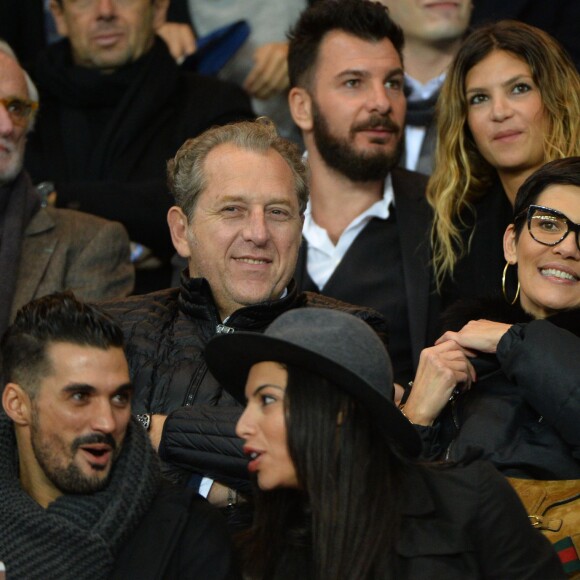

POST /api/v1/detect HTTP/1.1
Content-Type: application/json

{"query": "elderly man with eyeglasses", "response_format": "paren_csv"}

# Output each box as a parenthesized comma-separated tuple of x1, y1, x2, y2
(0, 44, 134, 337)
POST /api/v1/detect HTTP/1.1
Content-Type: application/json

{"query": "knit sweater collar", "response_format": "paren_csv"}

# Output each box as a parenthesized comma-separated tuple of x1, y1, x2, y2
(0, 413, 161, 579)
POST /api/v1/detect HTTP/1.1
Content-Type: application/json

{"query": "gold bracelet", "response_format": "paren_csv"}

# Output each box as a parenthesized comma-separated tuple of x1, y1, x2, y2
(398, 404, 413, 424)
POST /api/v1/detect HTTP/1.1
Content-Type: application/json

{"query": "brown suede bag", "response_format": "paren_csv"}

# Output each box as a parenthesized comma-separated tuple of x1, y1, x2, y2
(508, 478, 580, 578)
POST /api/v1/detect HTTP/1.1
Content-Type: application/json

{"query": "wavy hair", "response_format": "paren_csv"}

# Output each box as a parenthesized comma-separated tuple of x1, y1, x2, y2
(427, 21, 580, 289)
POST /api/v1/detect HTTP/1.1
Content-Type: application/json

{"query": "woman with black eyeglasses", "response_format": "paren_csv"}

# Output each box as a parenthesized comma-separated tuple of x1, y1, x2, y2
(402, 157, 580, 481)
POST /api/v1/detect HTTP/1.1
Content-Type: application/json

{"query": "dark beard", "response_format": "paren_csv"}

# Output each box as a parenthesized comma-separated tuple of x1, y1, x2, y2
(30, 410, 119, 495)
(311, 99, 403, 182)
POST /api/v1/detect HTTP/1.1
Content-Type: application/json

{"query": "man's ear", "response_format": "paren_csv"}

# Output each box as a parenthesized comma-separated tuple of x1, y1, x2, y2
(152, 0, 170, 31)
(49, 0, 69, 37)
(289, 87, 313, 131)
(2, 383, 32, 426)
(167, 206, 192, 258)
(503, 224, 518, 265)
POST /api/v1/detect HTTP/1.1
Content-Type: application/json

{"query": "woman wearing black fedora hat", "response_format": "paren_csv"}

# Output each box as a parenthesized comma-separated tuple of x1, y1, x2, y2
(205, 308, 563, 580)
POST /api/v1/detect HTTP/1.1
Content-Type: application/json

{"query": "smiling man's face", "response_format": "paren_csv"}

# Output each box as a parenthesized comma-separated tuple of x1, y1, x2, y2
(170, 143, 304, 321)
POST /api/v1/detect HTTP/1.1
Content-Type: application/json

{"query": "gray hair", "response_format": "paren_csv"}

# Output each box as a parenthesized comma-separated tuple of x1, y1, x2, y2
(167, 118, 309, 220)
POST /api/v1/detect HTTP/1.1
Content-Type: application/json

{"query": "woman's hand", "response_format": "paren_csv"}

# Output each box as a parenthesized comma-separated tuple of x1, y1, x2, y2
(402, 341, 476, 426)
(436, 319, 513, 353)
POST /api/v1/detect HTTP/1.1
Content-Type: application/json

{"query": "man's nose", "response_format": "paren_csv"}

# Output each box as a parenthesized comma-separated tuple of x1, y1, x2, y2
(242, 210, 270, 245)
(91, 400, 117, 433)
(96, 0, 116, 19)
(0, 103, 15, 137)
(366, 83, 392, 115)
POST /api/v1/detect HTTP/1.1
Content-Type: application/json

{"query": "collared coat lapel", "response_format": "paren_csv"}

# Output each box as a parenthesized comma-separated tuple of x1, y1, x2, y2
(295, 169, 439, 369)
(11, 208, 58, 317)
(392, 168, 440, 368)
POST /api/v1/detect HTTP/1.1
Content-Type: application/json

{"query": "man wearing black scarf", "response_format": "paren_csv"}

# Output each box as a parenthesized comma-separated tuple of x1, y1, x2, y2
(25, 0, 254, 291)
(0, 46, 133, 338)
(0, 292, 238, 579)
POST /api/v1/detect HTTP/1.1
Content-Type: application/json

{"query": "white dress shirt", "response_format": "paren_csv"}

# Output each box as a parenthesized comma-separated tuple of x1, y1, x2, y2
(303, 174, 394, 289)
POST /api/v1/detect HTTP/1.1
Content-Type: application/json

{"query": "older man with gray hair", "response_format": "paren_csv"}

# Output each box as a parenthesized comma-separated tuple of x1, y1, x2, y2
(0, 42, 133, 337)
(102, 118, 386, 511)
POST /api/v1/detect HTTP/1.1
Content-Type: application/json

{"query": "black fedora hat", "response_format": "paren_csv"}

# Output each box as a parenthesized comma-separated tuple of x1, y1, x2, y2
(205, 308, 421, 457)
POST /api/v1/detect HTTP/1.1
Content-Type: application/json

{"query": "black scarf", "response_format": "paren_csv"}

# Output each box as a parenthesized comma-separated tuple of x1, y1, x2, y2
(0, 171, 41, 335)
(0, 414, 161, 579)
(405, 91, 439, 127)
(33, 37, 179, 180)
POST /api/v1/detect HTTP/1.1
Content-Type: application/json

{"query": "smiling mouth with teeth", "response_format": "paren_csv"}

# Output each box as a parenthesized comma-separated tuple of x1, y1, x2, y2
(236, 258, 269, 265)
(540, 268, 579, 281)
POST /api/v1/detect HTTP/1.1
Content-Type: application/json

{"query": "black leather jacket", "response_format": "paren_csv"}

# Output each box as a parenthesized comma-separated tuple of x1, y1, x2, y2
(102, 274, 388, 484)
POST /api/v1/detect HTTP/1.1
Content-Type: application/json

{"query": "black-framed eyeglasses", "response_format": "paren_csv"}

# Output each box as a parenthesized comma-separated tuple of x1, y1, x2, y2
(517, 205, 580, 252)
(0, 97, 39, 127)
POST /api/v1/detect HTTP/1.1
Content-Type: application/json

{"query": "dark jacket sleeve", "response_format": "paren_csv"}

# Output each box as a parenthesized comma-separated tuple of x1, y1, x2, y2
(169, 494, 242, 580)
(159, 405, 248, 485)
(473, 462, 565, 580)
(112, 485, 241, 580)
(497, 320, 580, 456)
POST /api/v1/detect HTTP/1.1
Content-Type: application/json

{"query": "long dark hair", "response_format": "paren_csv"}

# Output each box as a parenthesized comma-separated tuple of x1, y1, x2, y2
(237, 364, 406, 579)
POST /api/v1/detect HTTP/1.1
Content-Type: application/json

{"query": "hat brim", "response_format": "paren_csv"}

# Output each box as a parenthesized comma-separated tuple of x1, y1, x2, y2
(205, 332, 421, 457)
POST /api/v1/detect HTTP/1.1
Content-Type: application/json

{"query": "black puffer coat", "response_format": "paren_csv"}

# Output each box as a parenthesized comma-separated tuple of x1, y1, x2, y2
(101, 274, 388, 483)
(418, 300, 580, 480)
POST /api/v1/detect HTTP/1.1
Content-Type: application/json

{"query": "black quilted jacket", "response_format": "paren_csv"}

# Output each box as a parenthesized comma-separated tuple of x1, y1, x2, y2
(101, 274, 388, 484)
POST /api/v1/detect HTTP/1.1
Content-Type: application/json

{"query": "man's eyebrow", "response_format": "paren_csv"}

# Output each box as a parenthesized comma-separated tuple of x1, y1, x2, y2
(62, 383, 96, 394)
(116, 383, 134, 394)
(61, 383, 134, 394)
(385, 67, 404, 79)
(336, 67, 404, 80)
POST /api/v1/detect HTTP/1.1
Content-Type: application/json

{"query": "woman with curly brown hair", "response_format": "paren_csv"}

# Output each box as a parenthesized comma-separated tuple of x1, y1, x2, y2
(428, 20, 580, 307)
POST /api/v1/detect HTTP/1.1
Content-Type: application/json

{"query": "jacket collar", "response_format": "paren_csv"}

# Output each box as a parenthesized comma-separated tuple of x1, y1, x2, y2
(177, 271, 304, 331)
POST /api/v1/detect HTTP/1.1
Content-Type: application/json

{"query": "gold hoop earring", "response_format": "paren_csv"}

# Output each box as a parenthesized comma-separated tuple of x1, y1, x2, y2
(502, 262, 520, 305)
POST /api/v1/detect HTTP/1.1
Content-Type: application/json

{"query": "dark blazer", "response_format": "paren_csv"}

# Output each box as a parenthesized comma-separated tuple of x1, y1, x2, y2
(11, 206, 134, 320)
(295, 168, 440, 374)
